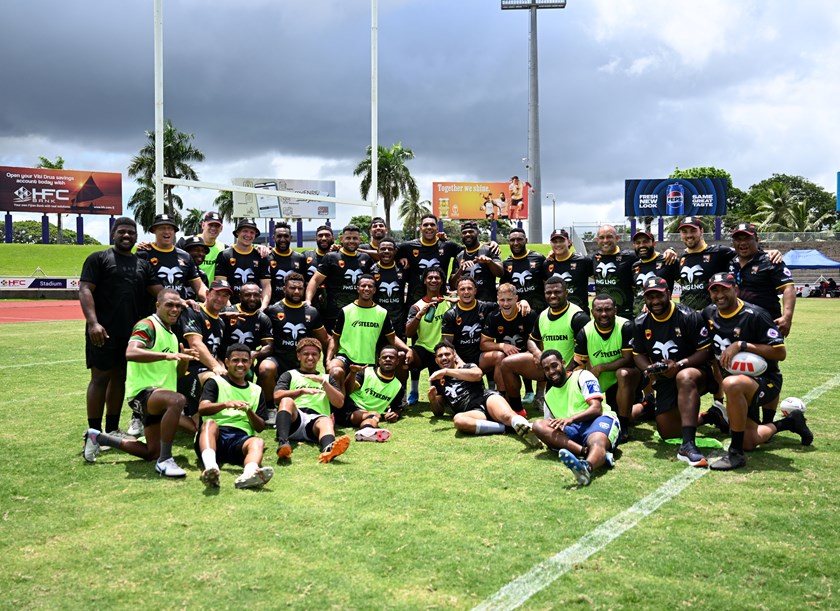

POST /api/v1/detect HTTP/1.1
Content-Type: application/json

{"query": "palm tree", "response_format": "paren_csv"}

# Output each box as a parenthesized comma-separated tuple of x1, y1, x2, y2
(127, 177, 183, 232)
(354, 142, 419, 230)
(181, 208, 205, 236)
(753, 183, 834, 232)
(398, 195, 431, 240)
(127, 119, 205, 218)
(35, 156, 66, 243)
(214, 190, 235, 223)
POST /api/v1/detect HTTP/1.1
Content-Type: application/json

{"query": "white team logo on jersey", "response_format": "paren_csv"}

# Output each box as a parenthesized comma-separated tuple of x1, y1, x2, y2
(206, 333, 222, 355)
(231, 329, 254, 345)
(713, 334, 732, 355)
(680, 265, 705, 284)
(273, 268, 290, 281)
(512, 270, 532, 285)
(379, 281, 400, 297)
(652, 340, 678, 359)
(462, 323, 482, 337)
(283, 322, 307, 340)
(635, 270, 657, 288)
(595, 262, 616, 278)
(503, 334, 521, 346)
(419, 258, 440, 269)
(344, 268, 363, 285)
(157, 265, 184, 285)
(444, 384, 460, 400)
(234, 267, 254, 284)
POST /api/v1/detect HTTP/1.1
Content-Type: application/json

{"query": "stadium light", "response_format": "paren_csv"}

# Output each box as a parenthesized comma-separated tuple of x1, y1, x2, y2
(501, 0, 567, 243)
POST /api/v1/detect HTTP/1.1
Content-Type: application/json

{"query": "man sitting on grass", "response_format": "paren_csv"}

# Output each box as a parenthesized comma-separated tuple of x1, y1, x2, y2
(427, 340, 542, 448)
(533, 350, 620, 487)
(83, 288, 199, 478)
(273, 338, 350, 463)
(196, 343, 274, 489)
(335, 345, 405, 442)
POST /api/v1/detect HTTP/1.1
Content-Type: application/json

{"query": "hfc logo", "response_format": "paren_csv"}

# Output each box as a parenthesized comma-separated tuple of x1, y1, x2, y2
(13, 187, 70, 203)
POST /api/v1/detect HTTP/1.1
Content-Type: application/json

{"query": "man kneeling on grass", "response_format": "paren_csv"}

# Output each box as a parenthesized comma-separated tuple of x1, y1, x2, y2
(335, 345, 405, 443)
(533, 350, 620, 487)
(274, 338, 350, 463)
(427, 340, 542, 448)
(196, 343, 274, 489)
(83, 288, 199, 478)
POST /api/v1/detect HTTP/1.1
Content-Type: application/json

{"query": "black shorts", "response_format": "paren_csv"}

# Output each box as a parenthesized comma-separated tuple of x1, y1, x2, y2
(334, 354, 368, 371)
(747, 374, 782, 423)
(603, 377, 643, 411)
(178, 366, 203, 416)
(412, 345, 439, 374)
(453, 390, 498, 417)
(334, 398, 361, 427)
(194, 424, 251, 466)
(129, 388, 163, 427)
(653, 364, 718, 415)
(264, 353, 297, 377)
(85, 334, 129, 371)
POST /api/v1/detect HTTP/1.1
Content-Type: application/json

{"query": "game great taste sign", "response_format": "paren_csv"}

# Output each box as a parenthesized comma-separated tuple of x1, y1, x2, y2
(625, 178, 727, 217)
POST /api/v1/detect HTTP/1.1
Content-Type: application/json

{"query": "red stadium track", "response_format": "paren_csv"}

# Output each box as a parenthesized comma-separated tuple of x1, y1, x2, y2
(0, 301, 84, 323)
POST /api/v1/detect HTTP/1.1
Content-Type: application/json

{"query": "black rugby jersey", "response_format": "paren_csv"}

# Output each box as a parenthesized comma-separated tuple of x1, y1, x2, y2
(501, 250, 547, 312)
(677, 245, 735, 311)
(441, 300, 497, 364)
(632, 302, 710, 363)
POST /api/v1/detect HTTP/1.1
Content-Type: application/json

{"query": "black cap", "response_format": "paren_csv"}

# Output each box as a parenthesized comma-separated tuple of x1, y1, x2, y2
(182, 236, 210, 253)
(210, 279, 233, 293)
(150, 214, 179, 231)
(732, 222, 757, 237)
(550, 228, 571, 242)
(642, 276, 669, 294)
(203, 211, 223, 224)
(632, 230, 654, 241)
(708, 272, 737, 289)
(233, 218, 260, 238)
(460, 221, 478, 231)
(678, 216, 704, 230)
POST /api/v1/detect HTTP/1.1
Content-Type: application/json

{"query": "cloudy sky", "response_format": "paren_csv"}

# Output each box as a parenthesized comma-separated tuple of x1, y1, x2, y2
(2, 0, 838, 243)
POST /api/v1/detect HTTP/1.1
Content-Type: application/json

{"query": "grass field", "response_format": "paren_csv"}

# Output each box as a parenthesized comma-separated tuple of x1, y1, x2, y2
(1, 301, 839, 609)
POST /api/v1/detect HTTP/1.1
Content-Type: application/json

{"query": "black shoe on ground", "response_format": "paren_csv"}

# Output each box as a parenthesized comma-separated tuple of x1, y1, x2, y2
(789, 411, 814, 446)
(711, 450, 747, 471)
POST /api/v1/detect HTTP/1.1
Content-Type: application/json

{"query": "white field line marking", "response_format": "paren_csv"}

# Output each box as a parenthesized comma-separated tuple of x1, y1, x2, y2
(0, 358, 84, 370)
(473, 375, 840, 611)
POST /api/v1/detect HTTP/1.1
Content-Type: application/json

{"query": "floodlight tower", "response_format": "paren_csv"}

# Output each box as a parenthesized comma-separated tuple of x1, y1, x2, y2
(501, 0, 566, 242)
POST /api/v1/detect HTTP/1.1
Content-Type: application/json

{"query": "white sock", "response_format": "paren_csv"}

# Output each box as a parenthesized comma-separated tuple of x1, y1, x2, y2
(510, 414, 529, 429)
(411, 379, 419, 393)
(242, 462, 258, 477)
(475, 420, 506, 435)
(201, 449, 218, 471)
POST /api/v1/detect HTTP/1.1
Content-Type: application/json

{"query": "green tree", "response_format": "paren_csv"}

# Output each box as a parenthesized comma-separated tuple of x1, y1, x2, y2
(347, 215, 372, 244)
(752, 182, 835, 232)
(742, 174, 835, 230)
(214, 191, 235, 223)
(127, 120, 205, 224)
(35, 156, 66, 243)
(0, 220, 99, 245)
(354, 142, 419, 231)
(181, 208, 205, 236)
(398, 195, 431, 241)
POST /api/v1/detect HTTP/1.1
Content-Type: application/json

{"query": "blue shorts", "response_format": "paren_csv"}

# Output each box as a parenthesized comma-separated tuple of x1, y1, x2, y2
(562, 415, 621, 448)
(195, 425, 252, 467)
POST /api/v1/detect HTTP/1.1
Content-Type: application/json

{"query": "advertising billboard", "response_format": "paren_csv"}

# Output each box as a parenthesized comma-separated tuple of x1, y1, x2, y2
(432, 180, 530, 221)
(625, 178, 727, 217)
(232, 178, 336, 219)
(0, 166, 122, 215)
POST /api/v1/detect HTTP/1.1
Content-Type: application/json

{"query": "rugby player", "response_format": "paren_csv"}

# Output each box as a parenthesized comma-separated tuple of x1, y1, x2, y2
(370, 237, 408, 339)
(196, 343, 274, 488)
(533, 350, 620, 486)
(83, 288, 199, 477)
(449, 221, 502, 303)
(181, 236, 211, 299)
(215, 218, 271, 308)
(397, 214, 462, 303)
(441, 277, 503, 369)
(335, 346, 406, 442)
(265, 221, 306, 304)
(273, 338, 350, 463)
(176, 211, 225, 283)
(702, 273, 812, 470)
(630, 229, 678, 316)
(427, 341, 541, 447)
(543, 228, 592, 314)
(500, 227, 547, 313)
(220, 282, 274, 402)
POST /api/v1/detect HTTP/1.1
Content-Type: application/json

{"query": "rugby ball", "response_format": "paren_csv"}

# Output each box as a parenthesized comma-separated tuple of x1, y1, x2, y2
(725, 352, 768, 377)
(780, 396, 806, 417)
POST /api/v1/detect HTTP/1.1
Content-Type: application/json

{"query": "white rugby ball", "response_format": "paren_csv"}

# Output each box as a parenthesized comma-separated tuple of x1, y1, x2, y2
(725, 351, 768, 377)
(780, 396, 806, 417)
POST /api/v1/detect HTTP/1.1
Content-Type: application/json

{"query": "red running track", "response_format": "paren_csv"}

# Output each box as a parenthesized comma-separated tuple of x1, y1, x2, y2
(0, 300, 84, 323)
